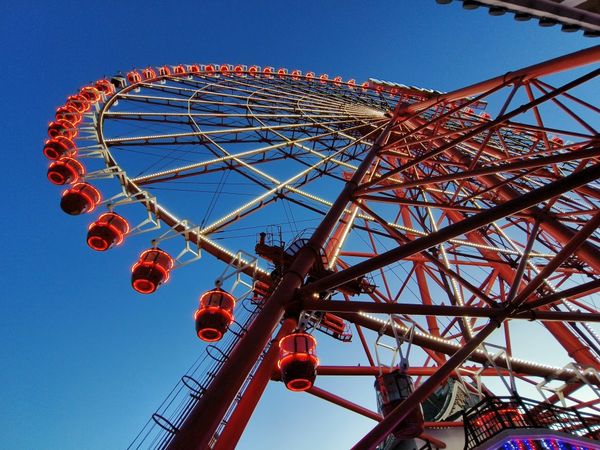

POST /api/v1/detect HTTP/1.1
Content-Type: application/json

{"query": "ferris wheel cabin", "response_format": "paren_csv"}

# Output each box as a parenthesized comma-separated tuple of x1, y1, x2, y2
(131, 248, 174, 294)
(278, 332, 319, 392)
(194, 289, 236, 342)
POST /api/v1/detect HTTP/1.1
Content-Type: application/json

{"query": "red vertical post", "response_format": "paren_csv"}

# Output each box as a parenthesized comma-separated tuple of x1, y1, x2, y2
(212, 318, 296, 450)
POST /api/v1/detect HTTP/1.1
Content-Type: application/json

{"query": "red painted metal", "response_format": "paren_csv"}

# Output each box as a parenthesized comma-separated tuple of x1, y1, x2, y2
(212, 319, 296, 450)
(399, 45, 600, 115)
(302, 163, 600, 295)
(302, 299, 600, 322)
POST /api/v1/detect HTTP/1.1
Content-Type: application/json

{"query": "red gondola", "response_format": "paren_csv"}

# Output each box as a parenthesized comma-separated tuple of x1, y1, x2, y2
(47, 119, 77, 139)
(277, 68, 287, 78)
(94, 79, 115, 95)
(305, 71, 315, 82)
(142, 67, 157, 80)
(219, 64, 230, 76)
(43, 136, 76, 160)
(347, 79, 356, 89)
(47, 157, 85, 185)
(131, 248, 174, 294)
(158, 66, 172, 76)
(66, 94, 91, 113)
(55, 105, 82, 125)
(291, 69, 301, 80)
(194, 289, 236, 342)
(278, 332, 319, 392)
(173, 65, 186, 75)
(332, 76, 342, 86)
(234, 65, 245, 76)
(319, 74, 329, 84)
(87, 212, 130, 251)
(248, 66, 259, 77)
(127, 71, 142, 84)
(188, 64, 200, 74)
(262, 67, 274, 78)
(60, 182, 101, 215)
(80, 86, 101, 104)
(204, 64, 215, 76)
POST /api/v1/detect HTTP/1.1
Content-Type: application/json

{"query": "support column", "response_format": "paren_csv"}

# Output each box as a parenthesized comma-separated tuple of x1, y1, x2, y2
(212, 318, 296, 450)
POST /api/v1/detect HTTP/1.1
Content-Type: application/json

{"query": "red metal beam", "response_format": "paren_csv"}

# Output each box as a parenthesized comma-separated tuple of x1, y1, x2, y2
(317, 366, 509, 377)
(302, 162, 600, 296)
(302, 299, 600, 323)
(339, 312, 598, 385)
(307, 385, 382, 422)
(398, 45, 600, 115)
(306, 386, 448, 449)
(212, 318, 296, 450)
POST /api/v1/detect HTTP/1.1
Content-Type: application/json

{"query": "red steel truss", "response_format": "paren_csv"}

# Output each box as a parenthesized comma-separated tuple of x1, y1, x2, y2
(165, 46, 600, 449)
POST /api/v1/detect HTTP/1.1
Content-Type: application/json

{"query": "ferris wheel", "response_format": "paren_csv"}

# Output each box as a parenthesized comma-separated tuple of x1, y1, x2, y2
(43, 48, 600, 450)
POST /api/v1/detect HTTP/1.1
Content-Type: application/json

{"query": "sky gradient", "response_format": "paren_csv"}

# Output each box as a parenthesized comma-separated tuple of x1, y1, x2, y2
(0, 1, 597, 449)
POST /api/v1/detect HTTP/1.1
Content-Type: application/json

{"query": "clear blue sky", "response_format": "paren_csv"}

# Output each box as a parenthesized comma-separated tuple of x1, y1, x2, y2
(0, 2, 596, 449)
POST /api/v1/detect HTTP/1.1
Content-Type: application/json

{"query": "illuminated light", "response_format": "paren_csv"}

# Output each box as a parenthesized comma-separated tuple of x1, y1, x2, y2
(248, 66, 259, 77)
(195, 289, 236, 342)
(94, 79, 115, 95)
(204, 64, 215, 76)
(473, 408, 523, 427)
(133, 278, 156, 294)
(60, 182, 101, 215)
(319, 73, 329, 83)
(86, 212, 130, 251)
(127, 71, 142, 84)
(55, 105, 82, 125)
(48, 119, 77, 139)
(278, 332, 319, 392)
(291, 69, 301, 80)
(142, 67, 157, 80)
(43, 136, 76, 160)
(80, 86, 101, 104)
(332, 76, 342, 86)
(219, 64, 230, 76)
(66, 94, 91, 113)
(131, 248, 174, 294)
(277, 68, 288, 78)
(173, 65, 186, 75)
(262, 66, 274, 78)
(305, 71, 315, 81)
(197, 327, 222, 342)
(158, 65, 172, 76)
(347, 79, 356, 88)
(361, 81, 370, 91)
(188, 64, 200, 74)
(234, 65, 245, 76)
(47, 157, 85, 185)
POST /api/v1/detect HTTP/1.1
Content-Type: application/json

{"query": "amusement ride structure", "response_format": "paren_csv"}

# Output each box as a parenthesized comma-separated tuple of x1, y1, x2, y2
(43, 45, 600, 449)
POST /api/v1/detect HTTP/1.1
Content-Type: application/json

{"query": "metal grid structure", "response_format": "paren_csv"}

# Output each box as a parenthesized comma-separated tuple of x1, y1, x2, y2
(436, 0, 600, 36)
(463, 396, 600, 449)
(42, 45, 600, 450)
